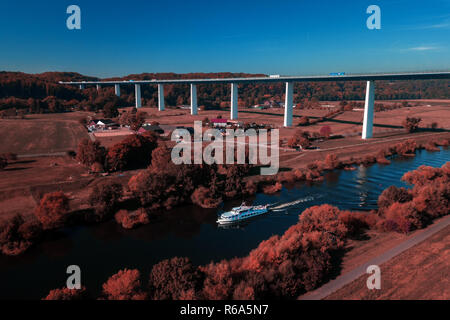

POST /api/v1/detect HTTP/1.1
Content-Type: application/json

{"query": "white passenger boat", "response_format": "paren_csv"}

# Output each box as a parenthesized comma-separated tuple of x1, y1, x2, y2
(216, 203, 269, 225)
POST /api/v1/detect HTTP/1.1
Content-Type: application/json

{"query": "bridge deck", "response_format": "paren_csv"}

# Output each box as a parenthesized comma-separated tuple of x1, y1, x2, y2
(60, 72, 450, 86)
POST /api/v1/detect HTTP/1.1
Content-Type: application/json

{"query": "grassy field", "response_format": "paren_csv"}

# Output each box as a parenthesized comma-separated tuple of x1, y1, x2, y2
(0, 115, 88, 155)
(325, 223, 450, 300)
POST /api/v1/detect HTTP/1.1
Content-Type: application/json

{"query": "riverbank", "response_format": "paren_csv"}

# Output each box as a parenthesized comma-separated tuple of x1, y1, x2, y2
(39, 160, 450, 300)
(0, 145, 448, 299)
(0, 132, 449, 255)
(324, 220, 450, 300)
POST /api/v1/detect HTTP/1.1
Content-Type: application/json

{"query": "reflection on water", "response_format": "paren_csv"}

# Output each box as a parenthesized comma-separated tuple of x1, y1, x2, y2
(355, 165, 369, 207)
(0, 147, 448, 299)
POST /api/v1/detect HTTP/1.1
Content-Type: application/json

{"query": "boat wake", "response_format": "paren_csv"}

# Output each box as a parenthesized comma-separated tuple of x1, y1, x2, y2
(269, 195, 318, 211)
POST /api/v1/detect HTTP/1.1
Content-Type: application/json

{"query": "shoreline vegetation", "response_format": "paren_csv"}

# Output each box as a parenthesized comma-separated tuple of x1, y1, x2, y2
(42, 160, 449, 300)
(0, 131, 448, 299)
(1, 136, 449, 257)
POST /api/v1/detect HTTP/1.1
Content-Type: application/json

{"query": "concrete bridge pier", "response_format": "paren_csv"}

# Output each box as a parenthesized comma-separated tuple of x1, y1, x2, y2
(191, 84, 198, 115)
(362, 81, 375, 139)
(114, 84, 121, 97)
(231, 83, 238, 120)
(135, 84, 142, 108)
(158, 84, 165, 111)
(284, 82, 294, 127)
(96, 84, 101, 91)
(79, 84, 85, 90)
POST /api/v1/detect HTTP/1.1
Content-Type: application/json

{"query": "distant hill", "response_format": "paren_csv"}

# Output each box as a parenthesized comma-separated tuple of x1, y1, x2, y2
(0, 71, 448, 115)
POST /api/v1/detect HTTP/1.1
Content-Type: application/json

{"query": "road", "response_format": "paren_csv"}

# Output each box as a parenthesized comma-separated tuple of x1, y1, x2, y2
(299, 214, 450, 300)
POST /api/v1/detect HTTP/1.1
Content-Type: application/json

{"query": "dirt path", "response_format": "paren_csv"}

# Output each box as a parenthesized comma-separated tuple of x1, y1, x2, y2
(299, 215, 450, 300)
(17, 152, 67, 158)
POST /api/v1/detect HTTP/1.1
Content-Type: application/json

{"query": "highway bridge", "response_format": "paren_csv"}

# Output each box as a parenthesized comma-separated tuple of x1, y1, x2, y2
(60, 71, 450, 139)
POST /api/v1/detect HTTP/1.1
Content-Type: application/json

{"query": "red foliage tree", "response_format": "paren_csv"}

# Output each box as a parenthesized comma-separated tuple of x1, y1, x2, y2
(377, 163, 449, 233)
(377, 186, 412, 214)
(119, 110, 147, 131)
(106, 132, 158, 171)
(200, 260, 235, 300)
(394, 139, 418, 156)
(34, 192, 70, 229)
(88, 181, 123, 222)
(76, 138, 105, 167)
(296, 205, 348, 240)
(114, 209, 149, 229)
(191, 186, 222, 208)
(287, 129, 311, 149)
(149, 257, 203, 300)
(102, 269, 147, 300)
(0, 214, 42, 256)
(323, 154, 340, 170)
(262, 182, 282, 194)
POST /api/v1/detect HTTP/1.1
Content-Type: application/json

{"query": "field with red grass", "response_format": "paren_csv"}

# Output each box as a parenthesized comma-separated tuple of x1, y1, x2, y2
(326, 223, 450, 300)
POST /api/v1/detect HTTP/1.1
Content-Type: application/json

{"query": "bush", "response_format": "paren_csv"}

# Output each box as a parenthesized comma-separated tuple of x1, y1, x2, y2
(287, 130, 311, 149)
(323, 154, 340, 170)
(88, 181, 123, 222)
(262, 182, 282, 194)
(0, 215, 40, 256)
(191, 186, 222, 209)
(402, 117, 421, 133)
(76, 139, 105, 167)
(43, 287, 87, 300)
(377, 186, 412, 214)
(394, 139, 418, 156)
(114, 209, 149, 229)
(339, 211, 378, 237)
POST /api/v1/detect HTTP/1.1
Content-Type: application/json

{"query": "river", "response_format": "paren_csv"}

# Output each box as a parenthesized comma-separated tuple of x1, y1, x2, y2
(0, 147, 448, 299)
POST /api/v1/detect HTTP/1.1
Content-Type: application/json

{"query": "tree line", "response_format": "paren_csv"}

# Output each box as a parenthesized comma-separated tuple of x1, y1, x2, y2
(1, 72, 449, 115)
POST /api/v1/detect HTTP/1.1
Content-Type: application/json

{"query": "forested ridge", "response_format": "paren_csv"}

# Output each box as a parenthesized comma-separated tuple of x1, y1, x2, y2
(0, 71, 448, 115)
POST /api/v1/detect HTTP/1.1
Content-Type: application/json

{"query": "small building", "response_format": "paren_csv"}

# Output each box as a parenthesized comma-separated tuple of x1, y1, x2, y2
(96, 119, 119, 130)
(210, 118, 228, 128)
(87, 120, 97, 131)
(228, 120, 244, 128)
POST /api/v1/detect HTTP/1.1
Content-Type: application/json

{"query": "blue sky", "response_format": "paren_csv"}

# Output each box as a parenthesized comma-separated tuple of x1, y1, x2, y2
(0, 0, 449, 77)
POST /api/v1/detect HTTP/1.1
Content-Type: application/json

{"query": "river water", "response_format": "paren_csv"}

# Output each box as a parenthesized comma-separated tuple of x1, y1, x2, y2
(0, 148, 449, 299)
